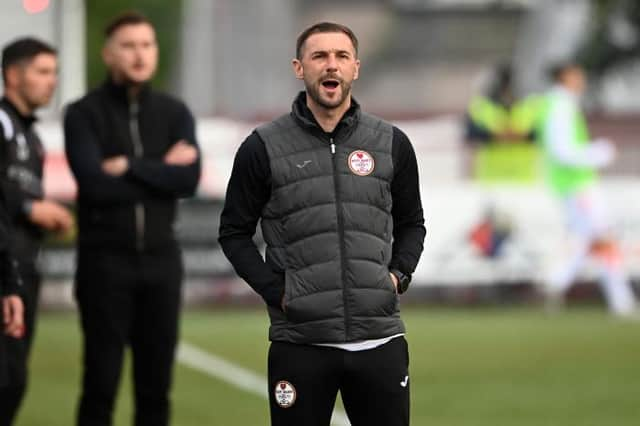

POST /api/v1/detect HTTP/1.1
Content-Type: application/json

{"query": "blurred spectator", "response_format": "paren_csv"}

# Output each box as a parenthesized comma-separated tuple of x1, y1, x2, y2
(0, 37, 72, 425)
(464, 65, 542, 258)
(64, 12, 200, 425)
(465, 64, 542, 183)
(538, 62, 637, 317)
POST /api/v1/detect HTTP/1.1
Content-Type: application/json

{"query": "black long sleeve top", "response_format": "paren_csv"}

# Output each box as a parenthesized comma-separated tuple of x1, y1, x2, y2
(64, 79, 201, 250)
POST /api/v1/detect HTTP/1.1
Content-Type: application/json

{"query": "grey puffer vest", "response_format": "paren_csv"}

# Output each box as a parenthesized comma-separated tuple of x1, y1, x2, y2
(257, 104, 404, 344)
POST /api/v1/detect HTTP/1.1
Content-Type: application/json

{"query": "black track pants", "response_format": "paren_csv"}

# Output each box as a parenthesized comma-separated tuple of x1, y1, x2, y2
(268, 336, 410, 426)
(75, 246, 183, 426)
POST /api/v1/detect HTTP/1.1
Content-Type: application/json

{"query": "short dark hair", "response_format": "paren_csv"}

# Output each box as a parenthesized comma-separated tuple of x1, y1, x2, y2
(105, 11, 154, 38)
(548, 62, 581, 82)
(2, 37, 56, 83)
(296, 22, 358, 59)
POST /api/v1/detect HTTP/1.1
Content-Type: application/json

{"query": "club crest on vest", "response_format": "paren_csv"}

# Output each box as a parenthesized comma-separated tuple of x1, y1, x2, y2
(348, 150, 375, 176)
(274, 380, 297, 408)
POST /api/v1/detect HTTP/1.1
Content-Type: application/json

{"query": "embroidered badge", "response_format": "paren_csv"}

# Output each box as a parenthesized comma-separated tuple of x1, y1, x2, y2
(348, 150, 375, 176)
(274, 380, 297, 408)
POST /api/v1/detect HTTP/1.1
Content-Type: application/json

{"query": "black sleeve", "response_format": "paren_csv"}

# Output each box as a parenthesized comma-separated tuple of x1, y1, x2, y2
(64, 103, 158, 205)
(0, 132, 21, 295)
(0, 250, 21, 296)
(464, 113, 492, 145)
(0, 125, 26, 222)
(0, 141, 30, 221)
(127, 102, 201, 198)
(1, 179, 30, 222)
(218, 131, 284, 309)
(389, 126, 426, 276)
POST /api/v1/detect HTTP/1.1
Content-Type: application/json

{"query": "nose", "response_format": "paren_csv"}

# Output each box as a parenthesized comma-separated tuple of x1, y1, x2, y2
(325, 54, 338, 72)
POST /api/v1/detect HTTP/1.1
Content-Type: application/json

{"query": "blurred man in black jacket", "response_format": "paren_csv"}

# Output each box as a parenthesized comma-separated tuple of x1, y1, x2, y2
(64, 12, 200, 426)
(0, 195, 23, 423)
(0, 37, 73, 425)
(0, 215, 23, 421)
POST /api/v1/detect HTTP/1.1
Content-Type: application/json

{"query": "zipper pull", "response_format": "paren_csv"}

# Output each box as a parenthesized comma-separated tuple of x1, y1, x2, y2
(330, 138, 335, 154)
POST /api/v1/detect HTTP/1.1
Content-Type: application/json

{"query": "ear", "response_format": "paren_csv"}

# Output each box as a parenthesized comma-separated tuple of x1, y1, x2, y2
(101, 44, 111, 67)
(353, 58, 360, 81)
(4, 66, 20, 89)
(292, 58, 304, 80)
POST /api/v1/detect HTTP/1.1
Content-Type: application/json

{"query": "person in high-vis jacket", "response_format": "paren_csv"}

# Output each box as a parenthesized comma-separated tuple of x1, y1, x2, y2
(219, 22, 425, 426)
(465, 65, 542, 184)
(538, 63, 636, 316)
(64, 12, 200, 426)
(464, 66, 543, 258)
(0, 37, 74, 425)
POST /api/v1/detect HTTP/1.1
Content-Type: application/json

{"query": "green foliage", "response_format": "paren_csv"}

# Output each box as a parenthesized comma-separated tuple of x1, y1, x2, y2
(85, 0, 182, 91)
(577, 0, 640, 74)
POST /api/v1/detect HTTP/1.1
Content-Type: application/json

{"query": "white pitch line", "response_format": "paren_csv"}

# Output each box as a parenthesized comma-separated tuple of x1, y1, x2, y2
(177, 341, 351, 426)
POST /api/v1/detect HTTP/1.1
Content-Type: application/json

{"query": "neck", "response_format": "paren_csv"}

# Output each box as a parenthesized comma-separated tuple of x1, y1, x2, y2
(111, 73, 144, 100)
(4, 90, 33, 117)
(306, 95, 351, 133)
(555, 84, 580, 100)
(127, 85, 142, 100)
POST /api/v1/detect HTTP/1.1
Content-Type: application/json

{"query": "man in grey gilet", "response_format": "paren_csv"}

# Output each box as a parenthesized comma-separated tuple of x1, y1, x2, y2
(219, 22, 425, 426)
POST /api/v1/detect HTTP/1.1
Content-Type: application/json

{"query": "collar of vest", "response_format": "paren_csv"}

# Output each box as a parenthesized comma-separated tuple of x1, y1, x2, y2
(290, 91, 361, 137)
(0, 97, 37, 129)
(101, 77, 152, 104)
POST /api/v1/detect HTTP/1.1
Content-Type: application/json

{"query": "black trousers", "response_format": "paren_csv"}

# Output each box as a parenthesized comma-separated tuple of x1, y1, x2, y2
(75, 246, 183, 426)
(0, 259, 41, 426)
(0, 335, 5, 388)
(268, 336, 410, 426)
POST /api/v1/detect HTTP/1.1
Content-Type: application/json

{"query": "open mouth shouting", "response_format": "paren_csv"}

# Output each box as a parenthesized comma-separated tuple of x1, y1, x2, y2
(321, 78, 341, 94)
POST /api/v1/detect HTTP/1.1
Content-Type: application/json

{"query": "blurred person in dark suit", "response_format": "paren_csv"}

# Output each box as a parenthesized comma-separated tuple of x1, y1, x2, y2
(0, 203, 23, 424)
(64, 12, 200, 426)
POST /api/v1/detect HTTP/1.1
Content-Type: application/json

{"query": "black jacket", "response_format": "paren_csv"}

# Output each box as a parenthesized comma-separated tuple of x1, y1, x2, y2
(0, 98, 45, 261)
(0, 185, 21, 296)
(0, 99, 26, 295)
(64, 79, 201, 251)
(219, 93, 425, 312)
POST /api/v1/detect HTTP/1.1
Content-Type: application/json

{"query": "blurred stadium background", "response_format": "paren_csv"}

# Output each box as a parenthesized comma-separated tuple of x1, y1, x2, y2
(1, 0, 640, 425)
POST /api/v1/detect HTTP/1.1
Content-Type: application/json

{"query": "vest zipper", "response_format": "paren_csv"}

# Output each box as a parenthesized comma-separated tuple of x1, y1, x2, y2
(129, 100, 145, 252)
(330, 137, 350, 340)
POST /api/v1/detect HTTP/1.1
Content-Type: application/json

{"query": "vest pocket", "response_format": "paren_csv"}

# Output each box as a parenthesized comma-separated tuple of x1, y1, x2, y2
(383, 268, 399, 314)
(382, 267, 397, 294)
(283, 290, 342, 324)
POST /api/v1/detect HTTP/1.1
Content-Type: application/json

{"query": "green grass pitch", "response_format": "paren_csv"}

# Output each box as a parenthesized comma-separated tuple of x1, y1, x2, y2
(18, 306, 640, 425)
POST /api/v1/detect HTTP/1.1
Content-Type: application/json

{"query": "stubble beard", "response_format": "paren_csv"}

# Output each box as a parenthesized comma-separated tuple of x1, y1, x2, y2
(305, 78, 352, 110)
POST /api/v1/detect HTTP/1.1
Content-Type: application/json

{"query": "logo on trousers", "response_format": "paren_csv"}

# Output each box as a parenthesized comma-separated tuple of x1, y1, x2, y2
(400, 375, 409, 388)
(274, 380, 297, 408)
